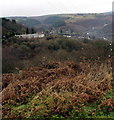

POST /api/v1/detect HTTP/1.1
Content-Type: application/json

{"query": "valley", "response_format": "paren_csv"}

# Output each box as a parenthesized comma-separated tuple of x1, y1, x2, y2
(1, 12, 114, 119)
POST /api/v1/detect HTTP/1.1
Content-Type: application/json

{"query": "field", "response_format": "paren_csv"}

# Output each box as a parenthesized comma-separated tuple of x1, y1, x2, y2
(1, 24, 114, 118)
(65, 15, 95, 23)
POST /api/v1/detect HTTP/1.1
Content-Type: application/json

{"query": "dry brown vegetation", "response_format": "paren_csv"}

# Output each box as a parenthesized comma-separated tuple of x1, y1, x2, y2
(2, 59, 113, 118)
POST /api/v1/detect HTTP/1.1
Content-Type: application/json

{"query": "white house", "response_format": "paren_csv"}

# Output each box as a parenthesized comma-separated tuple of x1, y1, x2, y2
(15, 33, 45, 39)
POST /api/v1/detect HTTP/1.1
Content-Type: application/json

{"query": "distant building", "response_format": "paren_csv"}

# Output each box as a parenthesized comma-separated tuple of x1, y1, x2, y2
(15, 33, 45, 38)
(103, 37, 107, 40)
(63, 35, 71, 38)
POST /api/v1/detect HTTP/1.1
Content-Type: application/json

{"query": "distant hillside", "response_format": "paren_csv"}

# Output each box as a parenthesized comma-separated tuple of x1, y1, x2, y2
(102, 12, 112, 15)
(99, 23, 112, 39)
(18, 18, 41, 27)
(6, 13, 112, 39)
(33, 13, 112, 39)
(43, 16, 66, 24)
(7, 17, 41, 27)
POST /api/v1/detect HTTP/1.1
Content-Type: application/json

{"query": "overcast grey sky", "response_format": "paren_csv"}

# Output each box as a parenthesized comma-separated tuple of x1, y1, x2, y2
(0, 0, 113, 17)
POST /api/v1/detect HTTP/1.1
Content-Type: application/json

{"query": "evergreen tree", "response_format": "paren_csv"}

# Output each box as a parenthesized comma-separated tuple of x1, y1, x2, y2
(31, 28, 35, 34)
(26, 28, 29, 34)
(12, 19, 16, 24)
